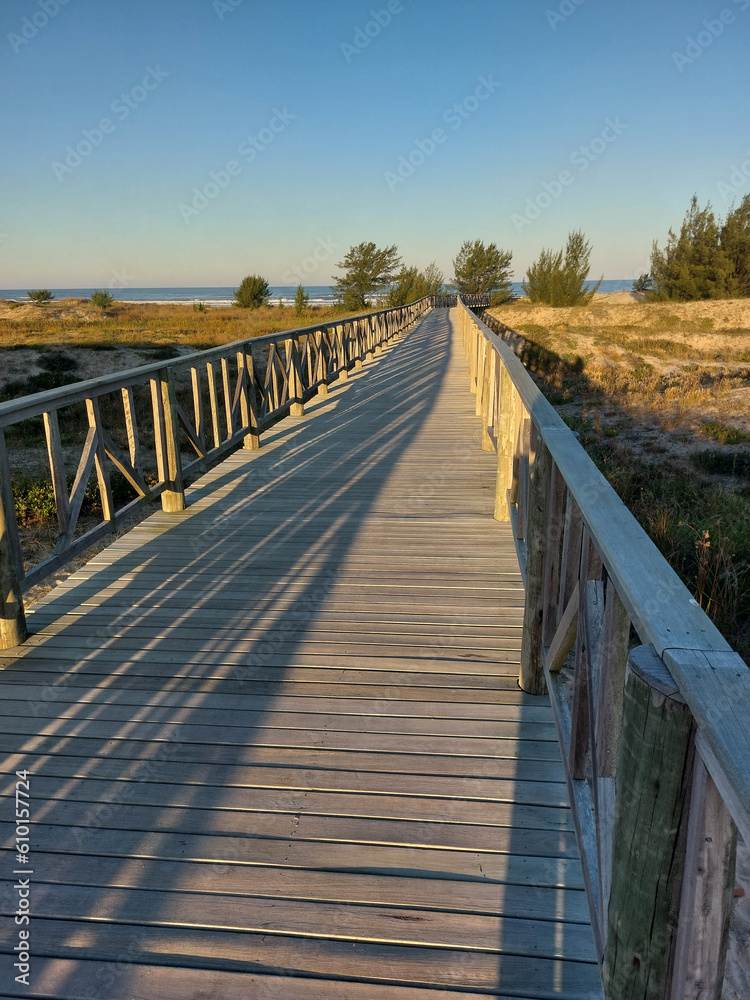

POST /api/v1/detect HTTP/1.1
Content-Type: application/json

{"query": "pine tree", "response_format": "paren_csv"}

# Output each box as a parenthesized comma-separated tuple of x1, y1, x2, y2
(650, 197, 732, 300)
(333, 242, 402, 309)
(452, 240, 513, 303)
(721, 194, 750, 298)
(386, 262, 443, 306)
(523, 231, 600, 306)
(294, 284, 309, 316)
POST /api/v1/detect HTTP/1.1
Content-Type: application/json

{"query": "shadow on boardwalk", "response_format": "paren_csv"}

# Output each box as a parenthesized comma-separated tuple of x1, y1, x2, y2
(0, 310, 602, 999)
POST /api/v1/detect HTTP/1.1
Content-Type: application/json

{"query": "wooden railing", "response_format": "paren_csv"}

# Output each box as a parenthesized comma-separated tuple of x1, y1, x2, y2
(0, 297, 432, 648)
(459, 298, 750, 1000)
(432, 293, 491, 308)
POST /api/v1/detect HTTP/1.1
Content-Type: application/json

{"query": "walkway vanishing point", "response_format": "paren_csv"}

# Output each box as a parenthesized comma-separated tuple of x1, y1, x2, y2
(0, 307, 603, 999)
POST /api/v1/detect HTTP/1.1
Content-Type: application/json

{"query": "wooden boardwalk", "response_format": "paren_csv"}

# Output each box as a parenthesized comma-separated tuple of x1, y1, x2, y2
(0, 309, 603, 999)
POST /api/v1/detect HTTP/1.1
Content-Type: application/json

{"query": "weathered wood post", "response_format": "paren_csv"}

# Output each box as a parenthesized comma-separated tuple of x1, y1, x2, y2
(518, 434, 552, 694)
(237, 349, 260, 450)
(480, 347, 494, 452)
(315, 331, 330, 396)
(603, 644, 695, 1000)
(285, 339, 305, 417)
(494, 364, 513, 522)
(0, 432, 27, 648)
(155, 368, 186, 513)
(337, 325, 349, 381)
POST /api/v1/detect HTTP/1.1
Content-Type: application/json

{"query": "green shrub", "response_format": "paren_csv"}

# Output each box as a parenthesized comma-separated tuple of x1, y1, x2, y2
(27, 289, 54, 305)
(523, 231, 601, 306)
(234, 275, 270, 309)
(294, 285, 309, 316)
(90, 290, 114, 309)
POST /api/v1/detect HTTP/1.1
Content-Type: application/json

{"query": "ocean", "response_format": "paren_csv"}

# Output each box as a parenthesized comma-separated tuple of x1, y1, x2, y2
(0, 280, 637, 306)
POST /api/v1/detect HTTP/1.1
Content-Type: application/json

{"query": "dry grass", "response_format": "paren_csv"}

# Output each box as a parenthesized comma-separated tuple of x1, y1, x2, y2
(487, 297, 750, 660)
(0, 298, 360, 351)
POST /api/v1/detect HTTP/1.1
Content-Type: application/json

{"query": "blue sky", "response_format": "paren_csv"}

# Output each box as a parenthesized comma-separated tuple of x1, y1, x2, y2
(1, 0, 749, 288)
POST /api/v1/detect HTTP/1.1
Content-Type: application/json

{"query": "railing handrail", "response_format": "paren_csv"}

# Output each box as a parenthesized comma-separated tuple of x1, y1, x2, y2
(0, 296, 434, 428)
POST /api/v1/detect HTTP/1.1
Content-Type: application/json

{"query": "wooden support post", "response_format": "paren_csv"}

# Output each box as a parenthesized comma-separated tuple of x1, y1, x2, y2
(670, 757, 737, 1000)
(237, 350, 260, 450)
(480, 346, 493, 452)
(317, 332, 330, 396)
(494, 365, 513, 522)
(558, 493, 583, 625)
(85, 397, 115, 522)
(541, 463, 565, 645)
(0, 431, 27, 648)
(157, 368, 186, 513)
(475, 337, 485, 416)
(516, 417, 531, 540)
(206, 362, 221, 448)
(519, 434, 552, 695)
(286, 339, 305, 416)
(43, 410, 70, 533)
(603, 644, 695, 1000)
(337, 326, 349, 381)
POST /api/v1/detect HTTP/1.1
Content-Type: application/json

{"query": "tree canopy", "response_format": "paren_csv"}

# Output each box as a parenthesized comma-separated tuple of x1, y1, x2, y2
(523, 230, 601, 306)
(333, 242, 402, 309)
(452, 239, 513, 302)
(386, 262, 443, 307)
(649, 197, 732, 301)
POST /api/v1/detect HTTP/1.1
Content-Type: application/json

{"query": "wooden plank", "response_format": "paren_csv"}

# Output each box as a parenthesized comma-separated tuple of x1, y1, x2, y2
(0, 918, 603, 997)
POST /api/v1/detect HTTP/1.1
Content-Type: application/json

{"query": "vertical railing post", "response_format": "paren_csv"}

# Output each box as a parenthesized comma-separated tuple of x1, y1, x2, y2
(494, 364, 513, 522)
(603, 645, 695, 1000)
(0, 431, 27, 648)
(519, 433, 552, 694)
(480, 346, 493, 451)
(237, 349, 260, 450)
(156, 367, 186, 513)
(285, 338, 305, 416)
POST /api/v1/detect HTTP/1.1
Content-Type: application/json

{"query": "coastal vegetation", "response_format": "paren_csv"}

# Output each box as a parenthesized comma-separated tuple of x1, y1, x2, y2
(234, 274, 270, 309)
(649, 193, 750, 301)
(333, 241, 402, 309)
(90, 289, 114, 309)
(0, 297, 363, 354)
(486, 296, 750, 658)
(386, 263, 443, 306)
(452, 239, 513, 303)
(27, 289, 54, 305)
(523, 230, 601, 306)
